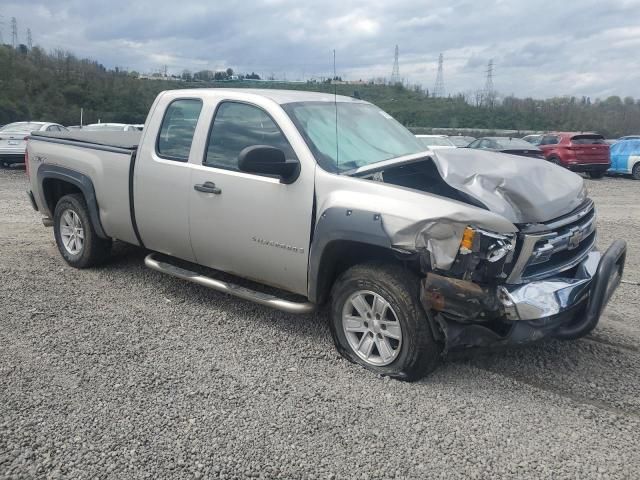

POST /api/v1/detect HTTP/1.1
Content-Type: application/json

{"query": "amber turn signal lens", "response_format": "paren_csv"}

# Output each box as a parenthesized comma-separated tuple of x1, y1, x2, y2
(460, 227, 475, 251)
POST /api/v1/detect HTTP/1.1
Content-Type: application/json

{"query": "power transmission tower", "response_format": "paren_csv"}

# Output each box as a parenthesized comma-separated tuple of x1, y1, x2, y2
(26, 28, 32, 49)
(390, 45, 400, 85)
(484, 59, 495, 105)
(11, 17, 17, 48)
(433, 53, 445, 97)
(0, 15, 4, 45)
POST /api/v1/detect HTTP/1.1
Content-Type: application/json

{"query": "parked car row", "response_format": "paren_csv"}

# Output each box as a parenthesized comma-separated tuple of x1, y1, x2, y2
(416, 130, 638, 180)
(523, 131, 640, 179)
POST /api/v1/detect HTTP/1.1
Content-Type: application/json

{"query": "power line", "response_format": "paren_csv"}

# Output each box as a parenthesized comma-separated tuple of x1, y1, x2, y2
(433, 53, 445, 97)
(390, 44, 400, 85)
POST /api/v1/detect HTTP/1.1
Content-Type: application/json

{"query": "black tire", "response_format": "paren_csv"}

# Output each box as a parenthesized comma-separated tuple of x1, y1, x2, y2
(588, 170, 606, 179)
(632, 164, 640, 180)
(329, 263, 441, 381)
(548, 156, 562, 166)
(53, 193, 111, 268)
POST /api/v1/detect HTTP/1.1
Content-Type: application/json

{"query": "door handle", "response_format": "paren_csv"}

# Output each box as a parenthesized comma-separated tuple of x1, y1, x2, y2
(194, 181, 222, 194)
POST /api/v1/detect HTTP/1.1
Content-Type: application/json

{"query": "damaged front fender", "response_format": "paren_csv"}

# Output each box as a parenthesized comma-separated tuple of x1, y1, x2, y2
(314, 170, 517, 271)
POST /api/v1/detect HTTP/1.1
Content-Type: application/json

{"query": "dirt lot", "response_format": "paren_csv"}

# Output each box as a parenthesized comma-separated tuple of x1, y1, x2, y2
(1, 167, 639, 479)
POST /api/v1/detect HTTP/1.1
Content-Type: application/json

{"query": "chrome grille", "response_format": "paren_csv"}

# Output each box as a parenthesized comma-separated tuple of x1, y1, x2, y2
(507, 200, 597, 284)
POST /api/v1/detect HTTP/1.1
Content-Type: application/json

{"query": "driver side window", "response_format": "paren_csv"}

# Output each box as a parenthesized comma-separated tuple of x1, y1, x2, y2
(204, 102, 297, 171)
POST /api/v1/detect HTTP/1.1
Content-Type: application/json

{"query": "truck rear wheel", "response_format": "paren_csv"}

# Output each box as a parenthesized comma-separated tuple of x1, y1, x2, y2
(329, 263, 440, 381)
(53, 194, 111, 268)
(588, 170, 606, 179)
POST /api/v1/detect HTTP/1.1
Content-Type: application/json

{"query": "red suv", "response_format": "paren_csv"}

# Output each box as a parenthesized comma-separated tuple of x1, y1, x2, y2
(538, 132, 610, 178)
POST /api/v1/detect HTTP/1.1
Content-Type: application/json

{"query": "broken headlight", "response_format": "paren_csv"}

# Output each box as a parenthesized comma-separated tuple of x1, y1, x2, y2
(450, 226, 516, 281)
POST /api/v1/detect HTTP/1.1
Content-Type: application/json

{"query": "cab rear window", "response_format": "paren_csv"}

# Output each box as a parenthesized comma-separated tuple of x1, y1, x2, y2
(156, 99, 203, 161)
(570, 135, 605, 145)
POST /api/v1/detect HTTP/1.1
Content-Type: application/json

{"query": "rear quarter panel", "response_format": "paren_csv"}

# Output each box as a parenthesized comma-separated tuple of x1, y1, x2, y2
(28, 139, 139, 244)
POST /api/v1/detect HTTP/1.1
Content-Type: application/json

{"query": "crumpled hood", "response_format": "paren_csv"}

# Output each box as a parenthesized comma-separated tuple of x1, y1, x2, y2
(430, 148, 587, 224)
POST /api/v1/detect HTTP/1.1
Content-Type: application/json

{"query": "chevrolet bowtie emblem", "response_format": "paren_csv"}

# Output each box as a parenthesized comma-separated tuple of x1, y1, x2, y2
(567, 228, 583, 250)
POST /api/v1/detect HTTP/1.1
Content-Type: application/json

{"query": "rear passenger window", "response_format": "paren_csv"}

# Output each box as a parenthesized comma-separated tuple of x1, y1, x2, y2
(540, 135, 558, 145)
(204, 102, 296, 171)
(157, 99, 203, 161)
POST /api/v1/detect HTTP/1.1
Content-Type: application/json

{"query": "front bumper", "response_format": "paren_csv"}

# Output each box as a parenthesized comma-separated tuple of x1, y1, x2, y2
(423, 241, 626, 350)
(500, 241, 625, 323)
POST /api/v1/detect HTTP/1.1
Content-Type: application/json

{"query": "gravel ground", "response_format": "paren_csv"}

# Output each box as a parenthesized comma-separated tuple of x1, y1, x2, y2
(1, 166, 639, 479)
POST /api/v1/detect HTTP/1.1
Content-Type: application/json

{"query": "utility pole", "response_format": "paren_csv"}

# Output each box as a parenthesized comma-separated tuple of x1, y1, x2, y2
(0, 15, 4, 45)
(390, 45, 400, 85)
(433, 53, 445, 98)
(11, 16, 17, 48)
(26, 28, 32, 49)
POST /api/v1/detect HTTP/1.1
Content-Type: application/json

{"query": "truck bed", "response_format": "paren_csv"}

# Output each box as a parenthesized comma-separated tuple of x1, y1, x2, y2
(28, 130, 140, 246)
(30, 130, 141, 151)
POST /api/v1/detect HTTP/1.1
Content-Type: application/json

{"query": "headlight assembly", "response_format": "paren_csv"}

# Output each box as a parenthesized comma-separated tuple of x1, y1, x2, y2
(453, 226, 516, 281)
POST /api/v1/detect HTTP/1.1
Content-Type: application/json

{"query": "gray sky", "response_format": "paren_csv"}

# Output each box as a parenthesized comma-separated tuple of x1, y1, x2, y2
(3, 0, 640, 99)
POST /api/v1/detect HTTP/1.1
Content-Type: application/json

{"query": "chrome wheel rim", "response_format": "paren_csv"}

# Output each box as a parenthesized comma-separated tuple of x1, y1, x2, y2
(59, 209, 84, 255)
(341, 290, 403, 367)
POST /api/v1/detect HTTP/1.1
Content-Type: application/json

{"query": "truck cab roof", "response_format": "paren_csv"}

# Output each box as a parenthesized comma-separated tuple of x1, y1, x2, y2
(160, 88, 366, 105)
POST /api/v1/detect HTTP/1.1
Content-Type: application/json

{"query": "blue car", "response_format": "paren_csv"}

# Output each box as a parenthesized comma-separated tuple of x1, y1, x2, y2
(609, 139, 640, 180)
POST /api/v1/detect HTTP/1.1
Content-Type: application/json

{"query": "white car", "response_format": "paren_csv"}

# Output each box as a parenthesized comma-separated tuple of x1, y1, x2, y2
(0, 122, 67, 166)
(82, 123, 142, 132)
(415, 134, 457, 150)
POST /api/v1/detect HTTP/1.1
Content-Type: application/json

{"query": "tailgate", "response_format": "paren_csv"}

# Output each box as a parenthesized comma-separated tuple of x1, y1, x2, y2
(570, 135, 609, 163)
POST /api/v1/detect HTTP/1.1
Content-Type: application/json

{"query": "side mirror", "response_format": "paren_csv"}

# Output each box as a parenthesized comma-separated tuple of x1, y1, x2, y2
(238, 145, 300, 184)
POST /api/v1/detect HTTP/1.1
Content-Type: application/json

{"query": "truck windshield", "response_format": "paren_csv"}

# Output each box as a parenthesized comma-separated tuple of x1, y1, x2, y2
(283, 102, 424, 173)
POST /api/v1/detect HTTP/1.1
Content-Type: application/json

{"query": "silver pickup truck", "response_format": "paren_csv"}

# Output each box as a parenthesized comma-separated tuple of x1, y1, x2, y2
(26, 89, 627, 380)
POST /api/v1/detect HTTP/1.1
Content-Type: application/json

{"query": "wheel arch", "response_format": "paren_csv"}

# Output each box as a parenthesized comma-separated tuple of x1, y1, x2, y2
(38, 165, 108, 239)
(307, 207, 410, 304)
(630, 157, 640, 178)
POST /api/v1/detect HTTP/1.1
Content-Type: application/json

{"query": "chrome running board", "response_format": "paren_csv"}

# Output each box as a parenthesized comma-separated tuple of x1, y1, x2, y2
(144, 253, 315, 314)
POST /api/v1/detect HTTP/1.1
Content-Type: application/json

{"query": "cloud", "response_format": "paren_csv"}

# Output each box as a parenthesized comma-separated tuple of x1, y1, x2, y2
(2, 0, 640, 98)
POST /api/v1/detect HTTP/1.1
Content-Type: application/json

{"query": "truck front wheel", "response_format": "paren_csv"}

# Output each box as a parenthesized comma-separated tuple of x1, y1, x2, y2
(329, 263, 440, 381)
(53, 194, 111, 268)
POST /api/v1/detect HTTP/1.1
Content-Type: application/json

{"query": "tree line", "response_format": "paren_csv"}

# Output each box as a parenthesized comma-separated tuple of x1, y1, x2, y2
(1, 44, 639, 137)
